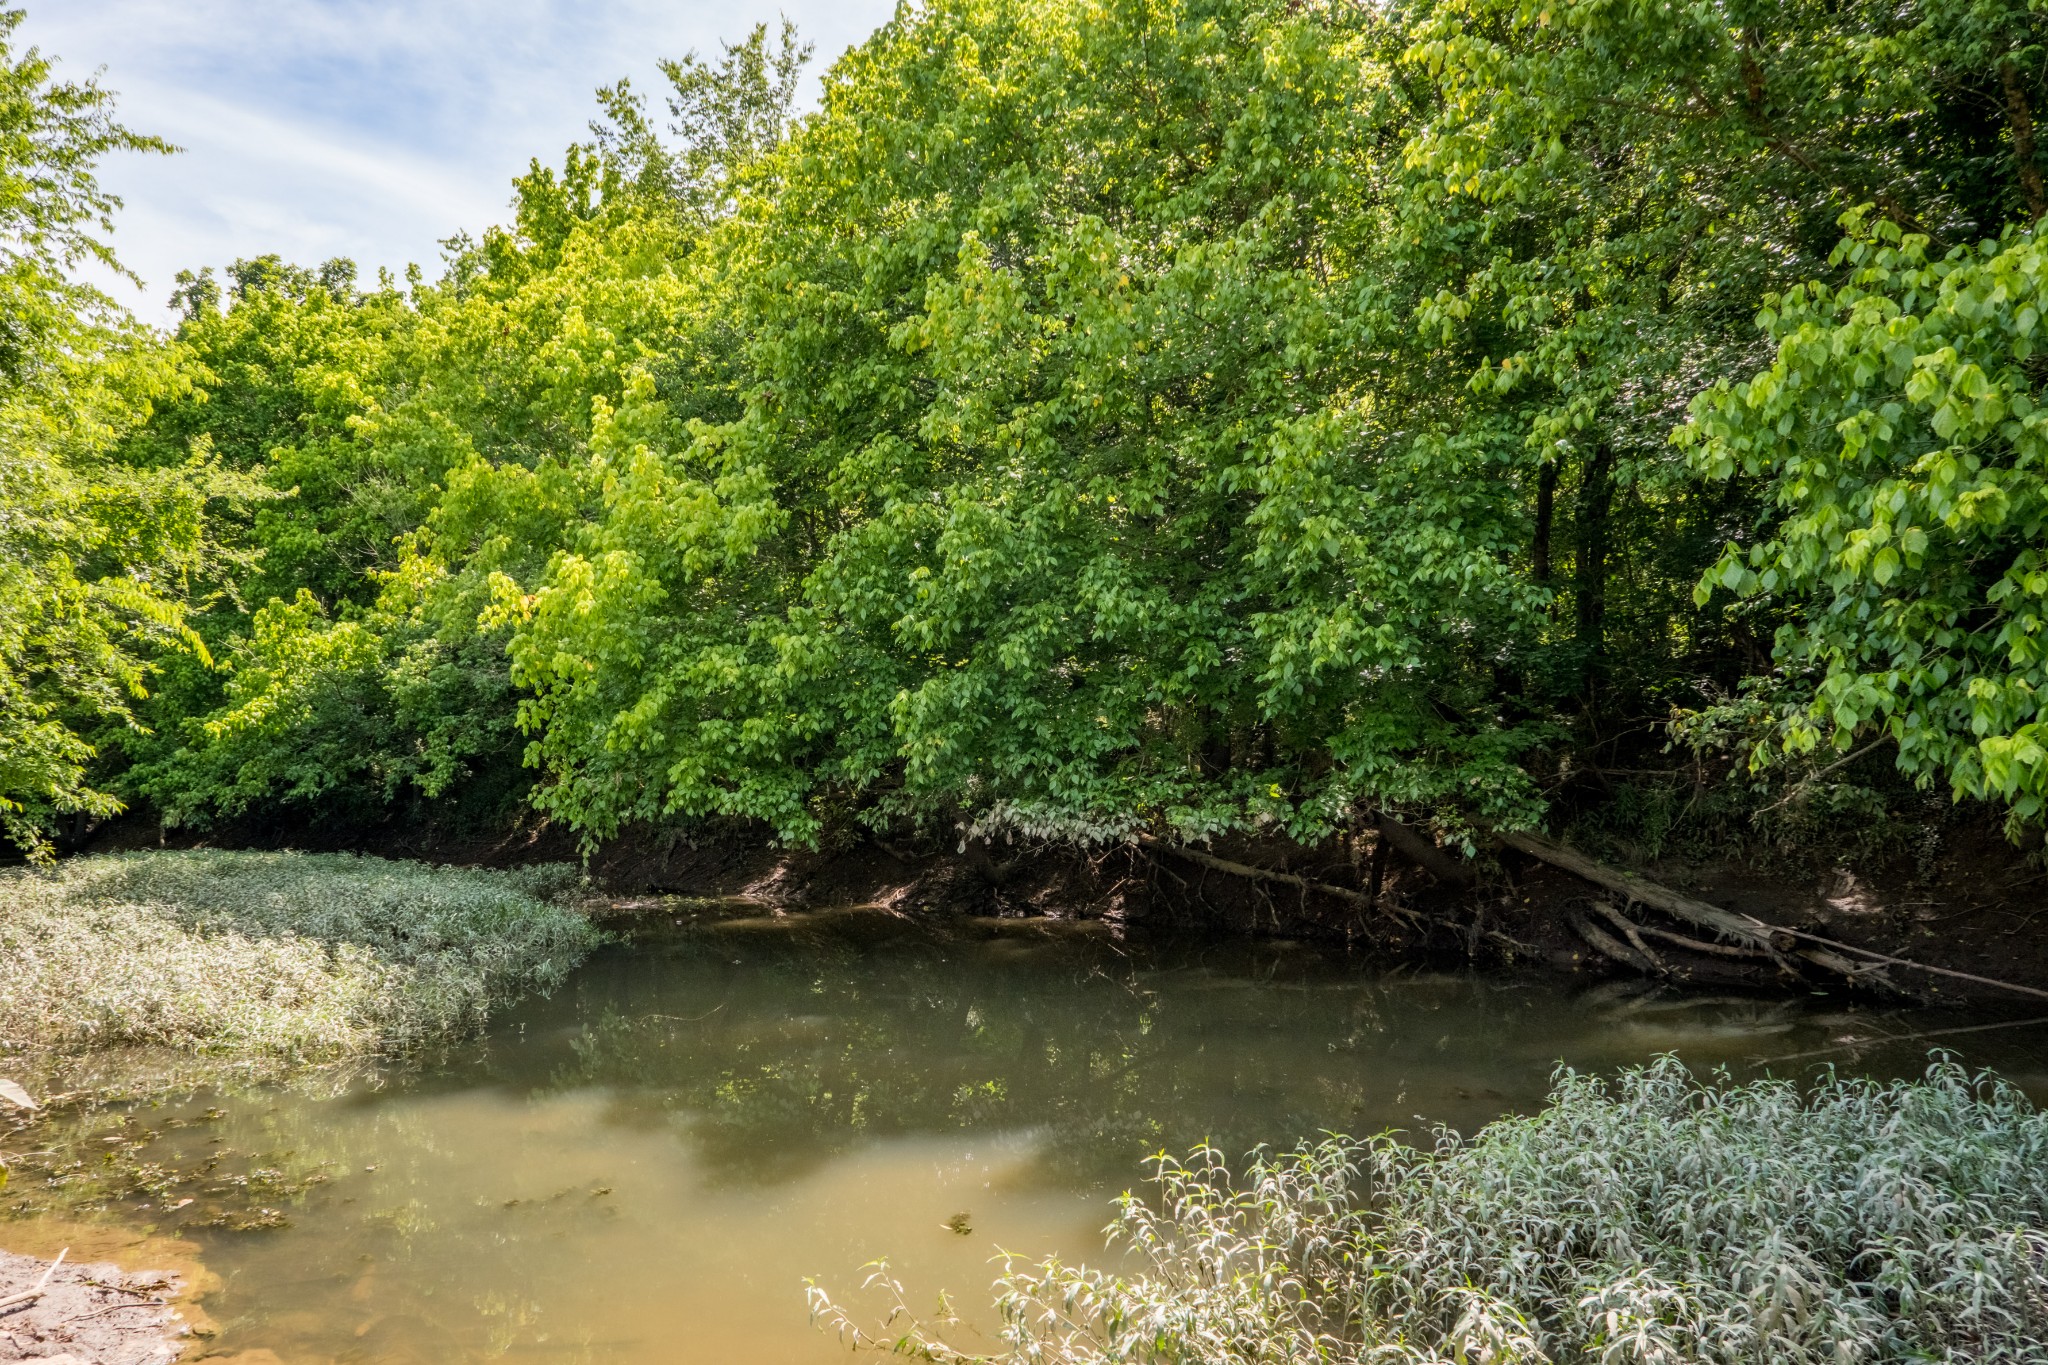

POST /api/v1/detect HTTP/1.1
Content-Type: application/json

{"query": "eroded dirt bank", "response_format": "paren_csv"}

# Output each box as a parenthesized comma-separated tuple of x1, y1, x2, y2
(70, 805, 2048, 1005)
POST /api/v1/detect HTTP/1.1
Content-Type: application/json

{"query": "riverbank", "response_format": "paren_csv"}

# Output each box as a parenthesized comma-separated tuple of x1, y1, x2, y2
(67, 800, 2048, 1006)
(0, 851, 603, 1361)
(0, 1243, 195, 1364)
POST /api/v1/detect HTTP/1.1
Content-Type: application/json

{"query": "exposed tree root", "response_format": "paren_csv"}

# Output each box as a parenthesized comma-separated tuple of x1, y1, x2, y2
(1141, 838, 1371, 909)
(1138, 837, 1431, 930)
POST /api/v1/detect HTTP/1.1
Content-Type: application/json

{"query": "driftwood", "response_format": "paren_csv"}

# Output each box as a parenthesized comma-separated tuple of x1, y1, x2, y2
(1588, 899, 1667, 971)
(68, 1299, 170, 1323)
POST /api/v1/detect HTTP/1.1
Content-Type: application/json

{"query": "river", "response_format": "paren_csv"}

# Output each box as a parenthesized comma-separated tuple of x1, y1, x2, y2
(17, 904, 2048, 1363)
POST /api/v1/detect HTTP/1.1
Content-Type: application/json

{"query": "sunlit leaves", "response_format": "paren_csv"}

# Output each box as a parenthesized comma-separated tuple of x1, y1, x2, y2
(498, 0, 1555, 847)
(1687, 217, 2048, 818)
(0, 13, 255, 858)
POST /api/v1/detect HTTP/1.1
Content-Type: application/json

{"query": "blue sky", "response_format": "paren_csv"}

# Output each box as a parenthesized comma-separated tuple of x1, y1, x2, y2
(19, 1, 898, 317)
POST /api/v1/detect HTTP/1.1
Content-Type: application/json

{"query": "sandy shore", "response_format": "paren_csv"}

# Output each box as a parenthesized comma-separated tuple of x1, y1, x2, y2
(0, 1247, 188, 1364)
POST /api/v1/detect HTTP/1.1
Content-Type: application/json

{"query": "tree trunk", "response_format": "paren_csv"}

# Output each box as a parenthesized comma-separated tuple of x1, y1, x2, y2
(2004, 61, 2048, 223)
(1376, 814, 1474, 885)
(1574, 443, 1616, 690)
(1532, 459, 1558, 585)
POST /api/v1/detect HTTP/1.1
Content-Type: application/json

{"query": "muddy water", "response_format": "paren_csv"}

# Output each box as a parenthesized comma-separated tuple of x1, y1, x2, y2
(30, 908, 2048, 1364)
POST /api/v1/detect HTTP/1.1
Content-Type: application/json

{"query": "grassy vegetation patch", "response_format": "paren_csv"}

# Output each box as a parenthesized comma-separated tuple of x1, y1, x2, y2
(821, 1058, 2048, 1363)
(0, 851, 600, 1059)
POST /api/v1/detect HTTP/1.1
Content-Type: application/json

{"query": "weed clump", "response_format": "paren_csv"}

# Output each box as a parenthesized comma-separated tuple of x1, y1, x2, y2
(818, 1057, 2048, 1363)
(0, 851, 599, 1059)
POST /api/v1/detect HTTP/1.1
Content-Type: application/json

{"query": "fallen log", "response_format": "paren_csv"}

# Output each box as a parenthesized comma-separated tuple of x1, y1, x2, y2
(1566, 906, 1658, 974)
(1632, 921, 1770, 961)
(1588, 900, 1666, 972)
(1498, 831, 1876, 984)
(1377, 816, 1475, 885)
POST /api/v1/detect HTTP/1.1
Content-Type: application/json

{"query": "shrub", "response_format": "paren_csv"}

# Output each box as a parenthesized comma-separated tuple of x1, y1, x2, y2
(0, 850, 599, 1059)
(816, 1057, 2048, 1363)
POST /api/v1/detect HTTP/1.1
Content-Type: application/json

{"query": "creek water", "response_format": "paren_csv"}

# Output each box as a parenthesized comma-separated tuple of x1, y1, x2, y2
(29, 906, 2048, 1363)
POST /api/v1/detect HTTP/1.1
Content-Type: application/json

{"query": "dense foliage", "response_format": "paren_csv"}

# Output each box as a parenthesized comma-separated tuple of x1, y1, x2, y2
(0, 9, 253, 859)
(11, 0, 2048, 857)
(815, 1058, 2048, 1363)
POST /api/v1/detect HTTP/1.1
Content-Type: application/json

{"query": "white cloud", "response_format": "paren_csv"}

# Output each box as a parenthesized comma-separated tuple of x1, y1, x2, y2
(17, 0, 897, 316)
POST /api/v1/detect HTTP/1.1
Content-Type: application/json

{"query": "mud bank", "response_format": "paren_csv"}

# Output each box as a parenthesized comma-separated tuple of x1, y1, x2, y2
(0, 1245, 194, 1364)
(70, 804, 2048, 1003)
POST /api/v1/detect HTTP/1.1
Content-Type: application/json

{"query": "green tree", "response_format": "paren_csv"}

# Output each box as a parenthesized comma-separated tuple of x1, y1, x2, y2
(0, 9, 251, 858)
(1686, 216, 2048, 826)
(130, 174, 713, 831)
(135, 20, 813, 836)
(499, 0, 1550, 849)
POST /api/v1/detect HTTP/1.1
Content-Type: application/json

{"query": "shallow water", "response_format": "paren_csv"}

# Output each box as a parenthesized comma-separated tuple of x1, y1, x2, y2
(26, 907, 2048, 1363)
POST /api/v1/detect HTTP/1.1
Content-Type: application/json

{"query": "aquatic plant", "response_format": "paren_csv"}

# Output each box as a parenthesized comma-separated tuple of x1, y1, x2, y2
(0, 851, 599, 1059)
(813, 1057, 2048, 1363)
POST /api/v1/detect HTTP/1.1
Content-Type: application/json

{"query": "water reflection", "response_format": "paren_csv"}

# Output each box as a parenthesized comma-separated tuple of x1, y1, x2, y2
(20, 907, 2048, 1364)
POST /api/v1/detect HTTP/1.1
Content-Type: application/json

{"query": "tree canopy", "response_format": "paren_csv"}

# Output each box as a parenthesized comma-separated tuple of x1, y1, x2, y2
(10, 0, 2048, 860)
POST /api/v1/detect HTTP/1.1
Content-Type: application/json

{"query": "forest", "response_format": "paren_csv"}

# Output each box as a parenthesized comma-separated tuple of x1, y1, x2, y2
(9, 0, 2048, 879)
(14, 2, 2048, 1360)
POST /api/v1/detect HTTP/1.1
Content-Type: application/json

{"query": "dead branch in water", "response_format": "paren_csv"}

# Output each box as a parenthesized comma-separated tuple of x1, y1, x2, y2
(1762, 925, 2048, 1004)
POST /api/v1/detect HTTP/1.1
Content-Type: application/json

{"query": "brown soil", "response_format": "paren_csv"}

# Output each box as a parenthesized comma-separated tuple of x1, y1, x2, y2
(71, 803, 2048, 1006)
(0, 1236, 205, 1364)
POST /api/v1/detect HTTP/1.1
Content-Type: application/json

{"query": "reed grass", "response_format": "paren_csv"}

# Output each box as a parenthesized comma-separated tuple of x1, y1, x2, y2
(0, 850, 599, 1059)
(815, 1057, 2048, 1363)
